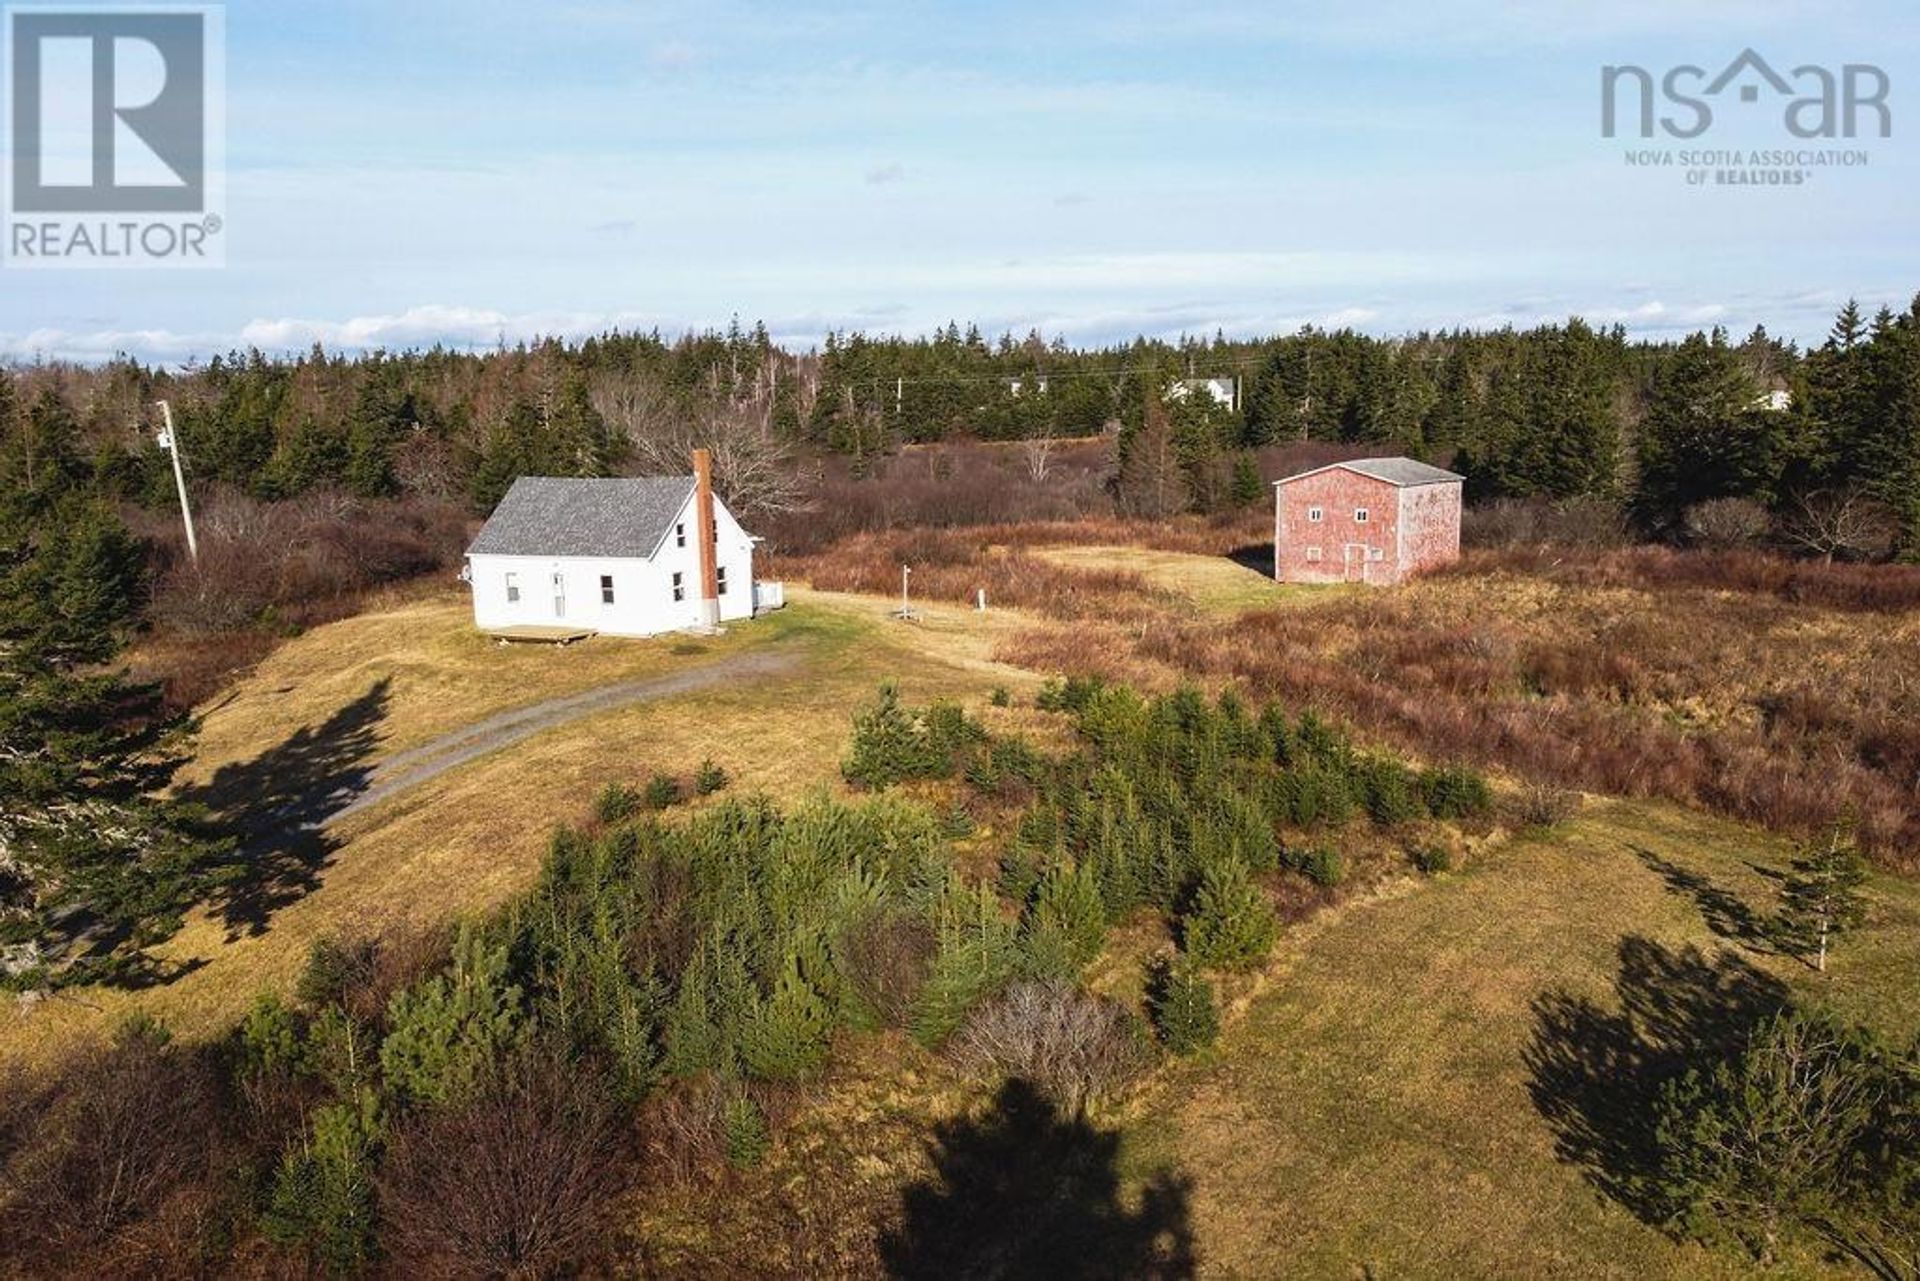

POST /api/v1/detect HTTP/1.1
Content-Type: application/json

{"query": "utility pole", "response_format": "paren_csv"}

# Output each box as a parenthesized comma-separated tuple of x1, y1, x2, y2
(155, 400, 198, 564)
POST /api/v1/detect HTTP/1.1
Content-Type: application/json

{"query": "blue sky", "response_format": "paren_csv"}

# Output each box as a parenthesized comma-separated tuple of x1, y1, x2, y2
(6, 0, 1917, 361)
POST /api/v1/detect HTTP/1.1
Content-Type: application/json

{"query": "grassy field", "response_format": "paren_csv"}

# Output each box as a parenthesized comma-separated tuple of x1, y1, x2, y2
(9, 541, 1918, 1278)
(1118, 800, 1920, 1279)
(0, 588, 1036, 1064)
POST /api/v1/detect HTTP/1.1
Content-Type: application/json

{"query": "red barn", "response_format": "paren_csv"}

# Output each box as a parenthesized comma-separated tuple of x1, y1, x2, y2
(1273, 457, 1463, 585)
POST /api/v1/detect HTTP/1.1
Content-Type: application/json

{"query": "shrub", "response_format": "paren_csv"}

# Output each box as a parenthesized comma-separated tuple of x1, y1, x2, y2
(643, 772, 682, 810)
(262, 1089, 381, 1275)
(1409, 844, 1453, 875)
(842, 683, 982, 789)
(1515, 782, 1581, 828)
(948, 980, 1151, 1113)
(1419, 765, 1493, 820)
(989, 686, 1011, 708)
(1684, 497, 1772, 548)
(379, 1059, 634, 1276)
(379, 927, 525, 1106)
(1357, 758, 1424, 826)
(1145, 957, 1219, 1055)
(1650, 1008, 1913, 1267)
(721, 1092, 771, 1169)
(739, 958, 832, 1081)
(1181, 860, 1278, 971)
(694, 758, 729, 796)
(0, 1019, 220, 1271)
(1020, 863, 1108, 979)
(1289, 845, 1344, 888)
(594, 781, 642, 824)
(839, 910, 936, 1029)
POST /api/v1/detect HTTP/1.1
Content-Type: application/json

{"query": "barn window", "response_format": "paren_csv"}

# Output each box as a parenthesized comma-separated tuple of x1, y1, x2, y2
(671, 572, 685, 602)
(600, 574, 615, 604)
(1354, 507, 1370, 523)
(1305, 547, 1322, 562)
(675, 523, 686, 547)
(716, 566, 729, 596)
(504, 572, 520, 602)
(1307, 506, 1323, 522)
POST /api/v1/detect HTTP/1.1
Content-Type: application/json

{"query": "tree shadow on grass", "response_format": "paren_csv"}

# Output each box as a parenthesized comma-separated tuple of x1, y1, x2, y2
(1630, 845, 1778, 953)
(880, 1078, 1195, 1280)
(178, 679, 389, 941)
(1524, 934, 1789, 1222)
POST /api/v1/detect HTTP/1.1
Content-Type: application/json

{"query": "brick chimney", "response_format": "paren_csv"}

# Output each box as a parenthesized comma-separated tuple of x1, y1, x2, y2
(692, 448, 720, 628)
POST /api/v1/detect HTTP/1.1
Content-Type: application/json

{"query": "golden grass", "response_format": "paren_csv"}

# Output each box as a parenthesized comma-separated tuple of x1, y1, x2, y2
(1030, 544, 1331, 617)
(1, 593, 1037, 1064)
(1120, 800, 1920, 1279)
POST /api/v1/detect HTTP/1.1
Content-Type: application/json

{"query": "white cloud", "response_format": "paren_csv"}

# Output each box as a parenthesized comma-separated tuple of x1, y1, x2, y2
(864, 161, 907, 185)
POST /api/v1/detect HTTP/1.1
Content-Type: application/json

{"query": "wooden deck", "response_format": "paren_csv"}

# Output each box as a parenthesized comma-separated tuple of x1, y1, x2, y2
(485, 625, 598, 646)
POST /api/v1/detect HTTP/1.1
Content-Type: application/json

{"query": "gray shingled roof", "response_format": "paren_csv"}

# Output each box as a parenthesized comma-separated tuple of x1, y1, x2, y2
(467, 476, 696, 559)
(1276, 457, 1463, 488)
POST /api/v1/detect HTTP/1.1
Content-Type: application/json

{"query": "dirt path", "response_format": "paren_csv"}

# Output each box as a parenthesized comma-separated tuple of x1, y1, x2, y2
(328, 648, 803, 826)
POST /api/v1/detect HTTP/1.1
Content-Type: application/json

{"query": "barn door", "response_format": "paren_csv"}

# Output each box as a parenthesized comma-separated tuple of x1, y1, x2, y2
(1343, 544, 1368, 583)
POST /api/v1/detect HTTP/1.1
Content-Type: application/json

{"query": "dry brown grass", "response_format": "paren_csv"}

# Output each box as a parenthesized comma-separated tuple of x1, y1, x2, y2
(975, 547, 1920, 864)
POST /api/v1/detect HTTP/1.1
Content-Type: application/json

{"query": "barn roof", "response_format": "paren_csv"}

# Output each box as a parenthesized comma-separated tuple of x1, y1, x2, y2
(467, 476, 696, 559)
(1276, 457, 1464, 488)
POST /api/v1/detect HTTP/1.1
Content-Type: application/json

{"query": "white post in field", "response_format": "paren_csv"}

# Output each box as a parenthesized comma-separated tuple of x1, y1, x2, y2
(901, 564, 912, 614)
(155, 400, 199, 565)
(976, 587, 986, 611)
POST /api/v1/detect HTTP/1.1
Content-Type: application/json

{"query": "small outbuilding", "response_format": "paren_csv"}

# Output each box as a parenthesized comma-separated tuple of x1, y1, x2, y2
(1273, 457, 1463, 585)
(464, 449, 780, 638)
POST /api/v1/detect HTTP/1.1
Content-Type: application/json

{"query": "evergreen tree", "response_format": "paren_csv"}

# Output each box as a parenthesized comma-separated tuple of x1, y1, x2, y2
(1145, 955, 1218, 1054)
(1115, 395, 1190, 517)
(1634, 330, 1780, 534)
(1776, 827, 1870, 973)
(0, 504, 231, 990)
(1180, 859, 1278, 971)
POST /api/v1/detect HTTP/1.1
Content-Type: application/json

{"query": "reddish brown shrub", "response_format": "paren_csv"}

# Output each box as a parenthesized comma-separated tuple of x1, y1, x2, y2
(0, 1023, 227, 1274)
(378, 1056, 637, 1277)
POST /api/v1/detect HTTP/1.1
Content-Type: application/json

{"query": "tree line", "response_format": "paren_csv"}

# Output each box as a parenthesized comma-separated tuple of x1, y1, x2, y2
(2, 297, 1918, 553)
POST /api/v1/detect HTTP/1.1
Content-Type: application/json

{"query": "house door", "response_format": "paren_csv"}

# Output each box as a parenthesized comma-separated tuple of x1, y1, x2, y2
(552, 571, 566, 617)
(1343, 544, 1370, 583)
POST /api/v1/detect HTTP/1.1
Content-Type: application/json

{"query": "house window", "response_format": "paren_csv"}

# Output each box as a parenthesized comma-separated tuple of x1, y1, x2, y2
(1307, 506, 1323, 522)
(600, 574, 615, 605)
(552, 572, 566, 616)
(716, 566, 728, 596)
(1305, 547, 1322, 562)
(1354, 507, 1370, 523)
(711, 518, 718, 542)
(671, 571, 685, 602)
(675, 523, 686, 548)
(504, 572, 519, 602)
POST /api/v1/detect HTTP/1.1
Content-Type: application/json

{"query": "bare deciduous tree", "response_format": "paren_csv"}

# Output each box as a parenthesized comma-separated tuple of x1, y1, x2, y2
(1780, 489, 1896, 565)
(1021, 425, 1059, 483)
(379, 1058, 636, 1275)
(949, 980, 1150, 1115)
(589, 371, 810, 516)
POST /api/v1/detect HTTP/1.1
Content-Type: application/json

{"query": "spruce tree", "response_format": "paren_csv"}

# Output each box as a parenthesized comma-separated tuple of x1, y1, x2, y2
(1776, 827, 1870, 973)
(0, 503, 231, 990)
(1181, 858, 1278, 971)
(1146, 956, 1219, 1054)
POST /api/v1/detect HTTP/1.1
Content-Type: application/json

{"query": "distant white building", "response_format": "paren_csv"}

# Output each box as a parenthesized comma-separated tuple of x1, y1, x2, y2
(1168, 377, 1239, 412)
(1754, 388, 1793, 413)
(464, 451, 778, 638)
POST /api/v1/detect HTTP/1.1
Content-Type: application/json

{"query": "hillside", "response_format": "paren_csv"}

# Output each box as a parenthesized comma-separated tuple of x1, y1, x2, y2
(4, 541, 1916, 1277)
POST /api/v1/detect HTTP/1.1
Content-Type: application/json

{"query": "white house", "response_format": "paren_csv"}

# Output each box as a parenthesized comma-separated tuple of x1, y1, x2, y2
(464, 450, 778, 638)
(1167, 377, 1238, 412)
